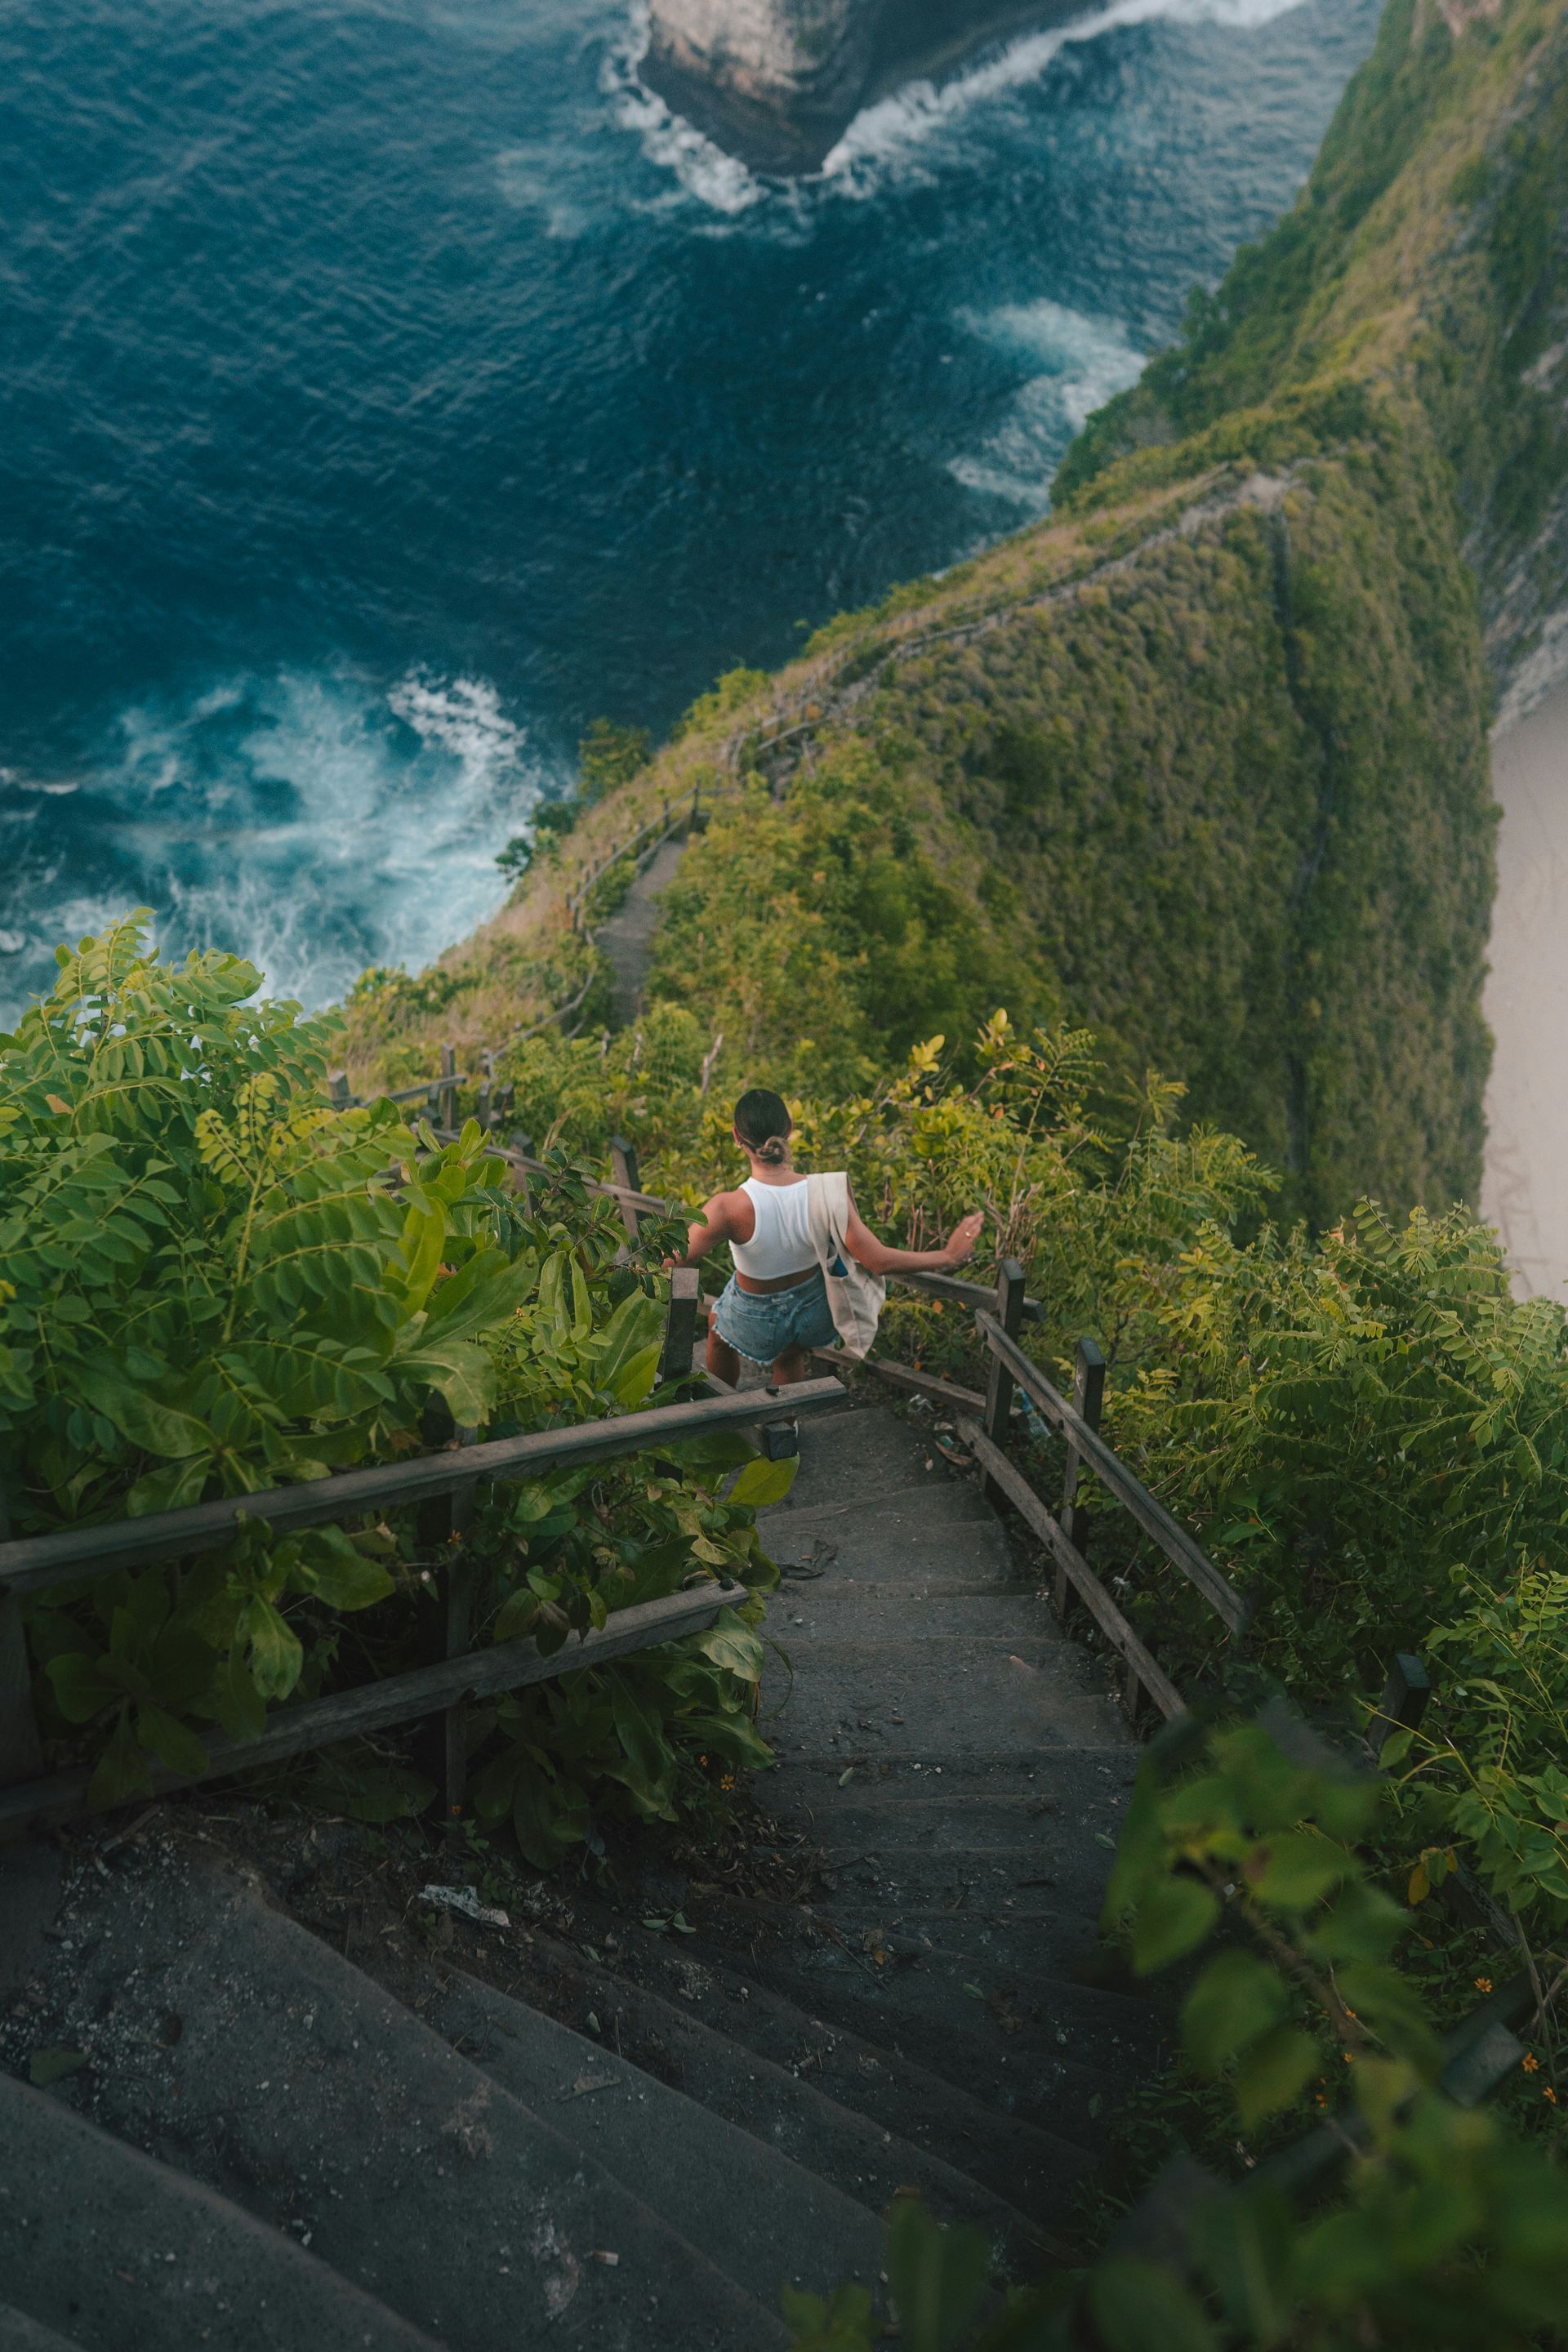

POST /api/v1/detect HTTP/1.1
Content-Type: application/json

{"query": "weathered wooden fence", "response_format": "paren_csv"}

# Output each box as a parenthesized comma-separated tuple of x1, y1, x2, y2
(0, 1271, 845, 1841)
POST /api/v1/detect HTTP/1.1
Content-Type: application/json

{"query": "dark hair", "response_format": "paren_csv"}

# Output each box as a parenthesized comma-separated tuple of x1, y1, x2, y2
(733, 1087, 791, 1166)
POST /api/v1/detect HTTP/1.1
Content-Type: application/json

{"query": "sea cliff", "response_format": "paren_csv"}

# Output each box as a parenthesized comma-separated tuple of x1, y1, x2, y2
(641, 0, 1080, 172)
(348, 0, 1568, 1228)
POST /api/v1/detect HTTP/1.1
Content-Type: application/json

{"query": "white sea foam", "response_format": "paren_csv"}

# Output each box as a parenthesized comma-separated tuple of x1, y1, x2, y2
(602, 11, 775, 219)
(949, 297, 1146, 508)
(824, 0, 1312, 187)
(2, 666, 555, 1022)
(609, 0, 1311, 217)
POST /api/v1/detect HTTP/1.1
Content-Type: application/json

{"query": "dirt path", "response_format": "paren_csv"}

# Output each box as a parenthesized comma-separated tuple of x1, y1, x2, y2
(1481, 681, 1568, 1300)
(594, 836, 687, 1026)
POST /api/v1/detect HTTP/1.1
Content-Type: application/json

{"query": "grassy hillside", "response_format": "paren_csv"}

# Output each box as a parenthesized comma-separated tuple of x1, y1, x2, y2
(344, 0, 1568, 1227)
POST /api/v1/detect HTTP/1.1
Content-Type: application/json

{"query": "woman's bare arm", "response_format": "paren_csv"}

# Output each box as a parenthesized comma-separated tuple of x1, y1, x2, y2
(679, 1190, 748, 1266)
(842, 1196, 985, 1279)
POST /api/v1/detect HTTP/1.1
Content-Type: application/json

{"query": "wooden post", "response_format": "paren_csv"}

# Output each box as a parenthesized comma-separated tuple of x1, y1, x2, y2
(439, 1041, 457, 1134)
(415, 1416, 479, 1838)
(0, 1481, 43, 1792)
(608, 1136, 643, 1249)
(327, 1068, 351, 1107)
(979, 1261, 1027, 1513)
(1373, 1653, 1431, 1748)
(1055, 1337, 1105, 1621)
(476, 1079, 492, 1134)
(661, 1268, 700, 1387)
(507, 1131, 532, 1209)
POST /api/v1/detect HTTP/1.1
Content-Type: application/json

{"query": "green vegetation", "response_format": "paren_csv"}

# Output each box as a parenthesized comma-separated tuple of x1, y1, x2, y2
(0, 917, 784, 1850)
(785, 1724, 1568, 2351)
(343, 0, 1568, 1231)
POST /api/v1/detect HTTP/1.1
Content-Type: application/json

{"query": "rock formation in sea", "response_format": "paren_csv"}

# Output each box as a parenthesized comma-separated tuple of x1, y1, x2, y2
(640, 0, 1080, 173)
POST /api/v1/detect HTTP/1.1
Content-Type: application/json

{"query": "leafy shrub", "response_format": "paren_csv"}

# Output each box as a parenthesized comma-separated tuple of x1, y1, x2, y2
(0, 916, 788, 1843)
(785, 1718, 1568, 2351)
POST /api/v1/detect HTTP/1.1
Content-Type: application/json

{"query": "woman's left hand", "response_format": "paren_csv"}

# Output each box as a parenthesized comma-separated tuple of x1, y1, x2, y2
(942, 1211, 986, 1267)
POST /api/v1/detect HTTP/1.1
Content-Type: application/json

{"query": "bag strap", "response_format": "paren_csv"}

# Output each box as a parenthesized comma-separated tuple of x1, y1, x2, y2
(805, 1171, 850, 1263)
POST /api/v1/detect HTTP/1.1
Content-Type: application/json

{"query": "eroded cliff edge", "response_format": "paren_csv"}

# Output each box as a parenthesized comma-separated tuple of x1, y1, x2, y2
(641, 0, 1082, 173)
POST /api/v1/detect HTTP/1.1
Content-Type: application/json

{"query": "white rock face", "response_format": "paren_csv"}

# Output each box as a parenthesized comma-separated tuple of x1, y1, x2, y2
(644, 0, 877, 168)
(644, 0, 1070, 172)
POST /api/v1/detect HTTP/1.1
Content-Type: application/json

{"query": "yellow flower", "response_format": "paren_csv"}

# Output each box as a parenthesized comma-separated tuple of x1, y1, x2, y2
(1546, 2086, 1558, 2105)
(1523, 2053, 1540, 2074)
(1475, 1976, 1494, 1994)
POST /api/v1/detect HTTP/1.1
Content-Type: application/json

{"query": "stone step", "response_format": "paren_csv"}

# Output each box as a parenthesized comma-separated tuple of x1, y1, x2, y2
(763, 1638, 1126, 1759)
(0, 2308, 87, 2352)
(708, 1890, 1105, 1983)
(684, 1918, 1155, 2149)
(769, 1591, 1067, 1644)
(760, 1753, 1137, 1830)
(764, 1406, 968, 1512)
(571, 1917, 1093, 2214)
(817, 1845, 1111, 1923)
(0, 2075, 439, 2352)
(425, 1930, 1054, 2271)
(760, 1486, 998, 1558)
(13, 1840, 787, 2352)
(403, 1965, 886, 2310)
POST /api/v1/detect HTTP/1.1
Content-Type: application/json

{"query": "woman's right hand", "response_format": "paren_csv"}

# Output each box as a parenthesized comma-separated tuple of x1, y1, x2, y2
(942, 1211, 985, 1268)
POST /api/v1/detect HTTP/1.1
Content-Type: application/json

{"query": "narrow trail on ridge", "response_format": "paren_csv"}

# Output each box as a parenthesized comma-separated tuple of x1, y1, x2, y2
(0, 1394, 1155, 2348)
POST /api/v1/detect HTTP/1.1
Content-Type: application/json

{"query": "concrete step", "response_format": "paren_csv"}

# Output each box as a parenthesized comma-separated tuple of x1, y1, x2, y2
(0, 2074, 439, 2352)
(763, 1406, 968, 1513)
(710, 1890, 1106, 1982)
(763, 1638, 1126, 1759)
(819, 1846, 1111, 1923)
(571, 1917, 1094, 2215)
(760, 1753, 1138, 1832)
(769, 1591, 1068, 1643)
(428, 1931, 1054, 2271)
(761, 1503, 1013, 1589)
(11, 1839, 787, 2352)
(0, 2308, 87, 2352)
(405, 1966, 886, 2310)
(684, 1914, 1155, 2149)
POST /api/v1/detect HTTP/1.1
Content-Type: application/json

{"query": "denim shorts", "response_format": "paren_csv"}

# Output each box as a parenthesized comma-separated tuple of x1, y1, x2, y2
(711, 1267, 840, 1365)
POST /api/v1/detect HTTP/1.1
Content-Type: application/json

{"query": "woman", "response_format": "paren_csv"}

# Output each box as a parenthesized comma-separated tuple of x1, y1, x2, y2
(681, 1086, 985, 1388)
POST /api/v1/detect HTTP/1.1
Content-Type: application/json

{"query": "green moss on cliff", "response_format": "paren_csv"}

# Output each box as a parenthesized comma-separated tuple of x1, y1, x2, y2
(345, 0, 1568, 1225)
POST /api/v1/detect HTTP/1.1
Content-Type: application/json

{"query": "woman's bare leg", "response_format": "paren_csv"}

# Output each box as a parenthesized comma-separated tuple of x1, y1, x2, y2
(706, 1325, 742, 1387)
(770, 1345, 813, 1386)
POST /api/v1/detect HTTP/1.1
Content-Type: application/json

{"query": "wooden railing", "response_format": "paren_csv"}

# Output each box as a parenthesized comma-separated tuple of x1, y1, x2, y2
(474, 1136, 1249, 1730)
(0, 1279, 846, 1841)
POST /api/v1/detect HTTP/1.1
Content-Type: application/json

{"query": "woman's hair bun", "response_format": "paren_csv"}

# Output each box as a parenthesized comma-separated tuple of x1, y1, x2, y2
(733, 1085, 792, 1160)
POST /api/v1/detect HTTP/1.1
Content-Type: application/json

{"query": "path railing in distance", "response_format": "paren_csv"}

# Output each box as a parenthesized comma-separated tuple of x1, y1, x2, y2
(0, 1298, 845, 1839)
(524, 1147, 1245, 1731)
(296, 1121, 1235, 1731)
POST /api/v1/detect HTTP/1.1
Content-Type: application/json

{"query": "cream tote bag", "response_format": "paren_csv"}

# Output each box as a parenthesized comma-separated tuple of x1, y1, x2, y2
(805, 1171, 885, 1361)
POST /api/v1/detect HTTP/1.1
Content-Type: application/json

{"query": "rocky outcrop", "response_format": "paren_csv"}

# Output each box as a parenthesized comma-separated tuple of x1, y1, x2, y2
(641, 0, 1080, 174)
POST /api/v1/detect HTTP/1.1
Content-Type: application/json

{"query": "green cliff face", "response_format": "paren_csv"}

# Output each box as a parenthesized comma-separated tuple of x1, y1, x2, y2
(346, 0, 1568, 1229)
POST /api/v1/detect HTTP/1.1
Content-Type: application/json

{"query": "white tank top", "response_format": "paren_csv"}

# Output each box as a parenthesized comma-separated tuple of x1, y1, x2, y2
(730, 1175, 819, 1281)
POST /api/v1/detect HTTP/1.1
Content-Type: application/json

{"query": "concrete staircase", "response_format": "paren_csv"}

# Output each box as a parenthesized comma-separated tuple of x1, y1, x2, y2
(0, 1401, 1152, 2350)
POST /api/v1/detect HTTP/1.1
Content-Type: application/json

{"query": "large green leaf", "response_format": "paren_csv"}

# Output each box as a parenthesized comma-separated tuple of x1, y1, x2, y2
(240, 1596, 304, 1702)
(729, 1454, 799, 1508)
(884, 2199, 990, 2352)
(77, 1364, 213, 1459)
(690, 1611, 765, 1682)
(1182, 1949, 1287, 2074)
(399, 1338, 496, 1427)
(591, 1289, 666, 1405)
(511, 1762, 590, 1871)
(420, 1245, 539, 1346)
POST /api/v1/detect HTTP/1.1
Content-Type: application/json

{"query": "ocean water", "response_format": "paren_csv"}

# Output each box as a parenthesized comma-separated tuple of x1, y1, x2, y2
(0, 0, 1380, 1020)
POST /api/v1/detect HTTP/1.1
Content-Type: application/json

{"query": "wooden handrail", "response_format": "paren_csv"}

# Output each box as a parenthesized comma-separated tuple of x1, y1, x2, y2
(0, 1579, 746, 1842)
(974, 1312, 1248, 1633)
(0, 1379, 847, 1600)
(967, 1428, 1186, 1721)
